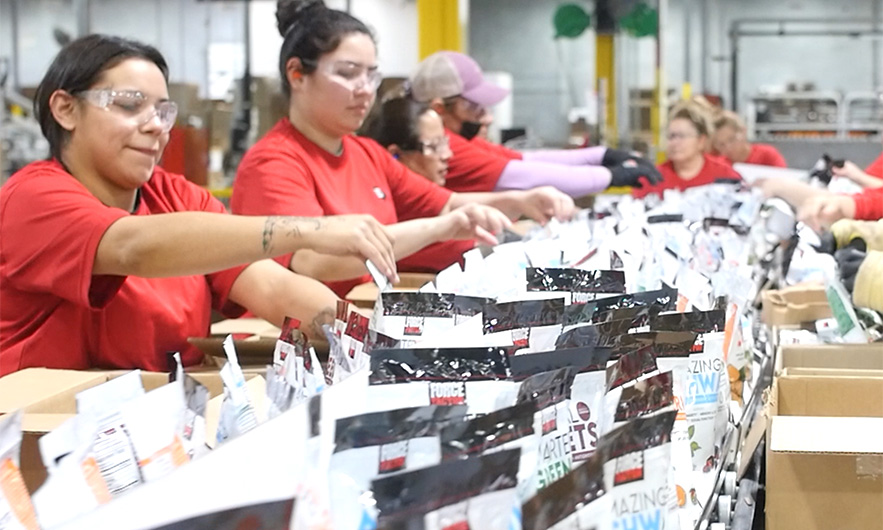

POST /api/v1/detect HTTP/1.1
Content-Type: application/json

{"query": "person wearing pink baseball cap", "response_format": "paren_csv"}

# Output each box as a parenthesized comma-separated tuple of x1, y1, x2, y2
(410, 50, 662, 196)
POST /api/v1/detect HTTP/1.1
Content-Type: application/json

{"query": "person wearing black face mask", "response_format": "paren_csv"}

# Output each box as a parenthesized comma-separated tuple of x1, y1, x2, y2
(409, 51, 662, 196)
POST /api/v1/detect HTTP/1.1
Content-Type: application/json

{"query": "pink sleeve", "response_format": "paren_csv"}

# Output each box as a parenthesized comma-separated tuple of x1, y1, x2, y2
(521, 146, 607, 166)
(495, 159, 613, 196)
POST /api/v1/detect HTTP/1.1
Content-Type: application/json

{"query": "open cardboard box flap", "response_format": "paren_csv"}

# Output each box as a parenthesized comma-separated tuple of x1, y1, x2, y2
(776, 343, 883, 374)
(189, 317, 333, 366)
(765, 373, 883, 530)
(761, 283, 832, 326)
(771, 415, 883, 454)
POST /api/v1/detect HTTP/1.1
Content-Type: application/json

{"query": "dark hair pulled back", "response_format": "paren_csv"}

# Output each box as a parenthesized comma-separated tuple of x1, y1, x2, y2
(276, 0, 374, 97)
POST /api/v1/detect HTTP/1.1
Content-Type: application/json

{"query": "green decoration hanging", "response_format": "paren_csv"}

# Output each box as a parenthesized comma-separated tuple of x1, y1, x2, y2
(553, 3, 593, 39)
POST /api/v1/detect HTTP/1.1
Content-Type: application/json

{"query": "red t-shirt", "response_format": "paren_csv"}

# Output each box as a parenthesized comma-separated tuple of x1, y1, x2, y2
(0, 160, 247, 375)
(232, 119, 458, 298)
(864, 153, 883, 178)
(744, 143, 787, 167)
(470, 136, 524, 161)
(633, 154, 742, 199)
(852, 187, 883, 220)
(445, 129, 522, 193)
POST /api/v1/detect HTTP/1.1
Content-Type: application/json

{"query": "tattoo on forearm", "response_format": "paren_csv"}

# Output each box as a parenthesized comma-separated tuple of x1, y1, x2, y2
(262, 216, 325, 255)
(310, 306, 336, 340)
(262, 216, 279, 254)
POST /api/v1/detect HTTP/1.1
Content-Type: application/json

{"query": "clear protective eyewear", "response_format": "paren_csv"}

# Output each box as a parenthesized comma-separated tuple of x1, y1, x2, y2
(303, 59, 382, 92)
(666, 131, 699, 142)
(76, 89, 178, 132)
(417, 135, 450, 156)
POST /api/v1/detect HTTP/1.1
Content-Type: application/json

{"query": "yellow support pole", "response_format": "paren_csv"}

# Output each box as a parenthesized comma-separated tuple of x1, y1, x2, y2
(417, 0, 463, 59)
(596, 34, 616, 147)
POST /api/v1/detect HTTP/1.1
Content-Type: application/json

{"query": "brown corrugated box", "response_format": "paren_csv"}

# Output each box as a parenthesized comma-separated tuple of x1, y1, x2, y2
(761, 284, 832, 326)
(765, 373, 883, 530)
(775, 343, 883, 374)
(345, 272, 437, 309)
(1, 368, 260, 493)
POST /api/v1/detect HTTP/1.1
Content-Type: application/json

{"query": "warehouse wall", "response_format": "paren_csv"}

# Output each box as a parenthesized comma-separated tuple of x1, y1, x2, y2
(669, 0, 883, 111)
(469, 0, 598, 147)
(0, 0, 418, 97)
(470, 0, 883, 145)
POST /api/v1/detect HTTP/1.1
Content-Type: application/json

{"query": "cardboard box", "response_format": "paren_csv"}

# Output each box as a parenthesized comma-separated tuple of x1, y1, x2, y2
(776, 343, 883, 374)
(167, 82, 202, 123)
(0, 369, 109, 415)
(765, 374, 883, 530)
(345, 272, 437, 309)
(8, 369, 254, 493)
(761, 284, 832, 326)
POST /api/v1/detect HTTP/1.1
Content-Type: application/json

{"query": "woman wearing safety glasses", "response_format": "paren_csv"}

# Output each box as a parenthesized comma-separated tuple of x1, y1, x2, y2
(0, 34, 397, 375)
(232, 0, 576, 296)
(632, 101, 741, 199)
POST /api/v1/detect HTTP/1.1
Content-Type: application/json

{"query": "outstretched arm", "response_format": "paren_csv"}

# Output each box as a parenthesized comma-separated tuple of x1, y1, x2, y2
(94, 213, 398, 280)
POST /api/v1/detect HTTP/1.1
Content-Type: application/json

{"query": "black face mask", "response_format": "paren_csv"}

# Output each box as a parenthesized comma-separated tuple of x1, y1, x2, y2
(459, 121, 482, 140)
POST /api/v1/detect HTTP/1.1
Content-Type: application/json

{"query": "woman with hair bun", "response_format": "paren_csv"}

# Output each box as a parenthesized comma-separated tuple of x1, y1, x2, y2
(232, 0, 576, 296)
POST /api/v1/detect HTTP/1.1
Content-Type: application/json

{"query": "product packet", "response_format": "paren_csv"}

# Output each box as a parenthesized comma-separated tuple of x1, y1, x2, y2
(371, 449, 521, 530)
(521, 449, 610, 530)
(367, 347, 513, 416)
(611, 371, 675, 430)
(329, 405, 468, 530)
(0, 411, 39, 530)
(650, 312, 728, 521)
(118, 379, 190, 483)
(601, 411, 679, 530)
(507, 347, 612, 465)
(483, 298, 566, 353)
(168, 352, 209, 459)
(375, 292, 456, 346)
(515, 368, 577, 494)
(440, 402, 538, 501)
(525, 268, 626, 304)
(599, 347, 659, 437)
(591, 286, 678, 323)
(31, 416, 113, 528)
(73, 370, 146, 497)
(825, 275, 870, 343)
(268, 317, 325, 413)
(216, 336, 260, 446)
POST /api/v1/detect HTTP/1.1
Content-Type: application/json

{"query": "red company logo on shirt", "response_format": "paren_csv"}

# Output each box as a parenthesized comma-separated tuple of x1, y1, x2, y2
(373, 187, 386, 200)
(378, 440, 409, 474)
(614, 451, 644, 486)
(428, 381, 467, 406)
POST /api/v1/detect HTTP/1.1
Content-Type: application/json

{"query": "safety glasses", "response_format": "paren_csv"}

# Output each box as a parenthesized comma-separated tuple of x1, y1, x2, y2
(75, 89, 178, 132)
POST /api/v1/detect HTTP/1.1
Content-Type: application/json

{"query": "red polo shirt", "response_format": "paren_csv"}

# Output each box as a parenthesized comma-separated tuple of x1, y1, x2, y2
(864, 153, 883, 178)
(444, 129, 523, 193)
(633, 154, 741, 199)
(0, 160, 247, 375)
(745, 143, 787, 167)
(232, 119, 460, 297)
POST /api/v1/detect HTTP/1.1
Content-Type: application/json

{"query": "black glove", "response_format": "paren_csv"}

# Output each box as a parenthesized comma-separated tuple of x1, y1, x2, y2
(835, 247, 866, 293)
(609, 159, 663, 188)
(813, 232, 837, 255)
(601, 148, 639, 167)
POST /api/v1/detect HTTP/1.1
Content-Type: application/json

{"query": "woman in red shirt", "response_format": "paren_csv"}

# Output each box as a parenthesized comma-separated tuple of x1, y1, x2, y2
(0, 34, 396, 375)
(232, 0, 574, 297)
(711, 110, 787, 168)
(634, 102, 741, 199)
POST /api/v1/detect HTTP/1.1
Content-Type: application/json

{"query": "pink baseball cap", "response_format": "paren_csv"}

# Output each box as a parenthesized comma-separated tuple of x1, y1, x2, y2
(409, 51, 509, 107)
